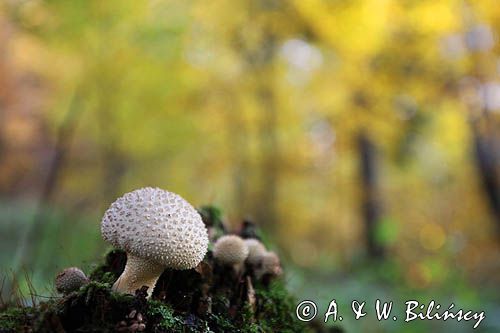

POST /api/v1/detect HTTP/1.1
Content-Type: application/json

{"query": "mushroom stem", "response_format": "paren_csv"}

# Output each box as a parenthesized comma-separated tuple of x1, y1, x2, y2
(233, 262, 245, 277)
(112, 254, 165, 297)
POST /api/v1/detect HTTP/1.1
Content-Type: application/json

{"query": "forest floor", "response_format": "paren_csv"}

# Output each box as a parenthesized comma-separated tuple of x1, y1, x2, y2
(0, 207, 343, 333)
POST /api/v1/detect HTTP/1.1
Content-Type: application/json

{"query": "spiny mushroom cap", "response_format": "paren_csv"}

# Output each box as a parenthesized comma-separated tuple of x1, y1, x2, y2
(55, 267, 88, 294)
(244, 238, 266, 265)
(213, 235, 249, 265)
(101, 187, 209, 270)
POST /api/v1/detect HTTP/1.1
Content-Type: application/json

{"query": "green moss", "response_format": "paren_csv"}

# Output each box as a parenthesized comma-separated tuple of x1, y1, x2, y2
(239, 303, 263, 333)
(145, 282, 308, 333)
(147, 300, 184, 331)
(254, 280, 312, 333)
(207, 313, 237, 332)
(1, 254, 317, 332)
(30, 281, 136, 332)
(198, 206, 224, 228)
(0, 307, 35, 332)
(79, 280, 134, 306)
(1, 251, 319, 333)
(88, 248, 127, 283)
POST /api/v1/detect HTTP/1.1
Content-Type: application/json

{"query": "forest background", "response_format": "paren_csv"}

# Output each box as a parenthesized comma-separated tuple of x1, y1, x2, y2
(0, 0, 499, 331)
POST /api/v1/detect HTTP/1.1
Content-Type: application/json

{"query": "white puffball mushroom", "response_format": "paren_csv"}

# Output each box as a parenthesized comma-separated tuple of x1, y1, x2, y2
(213, 235, 249, 266)
(255, 251, 282, 279)
(244, 238, 266, 265)
(55, 267, 89, 294)
(101, 187, 209, 297)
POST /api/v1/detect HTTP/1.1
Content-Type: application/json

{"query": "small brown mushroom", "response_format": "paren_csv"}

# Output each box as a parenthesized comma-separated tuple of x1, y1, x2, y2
(55, 267, 89, 294)
(255, 251, 282, 280)
(213, 235, 249, 266)
(244, 238, 266, 265)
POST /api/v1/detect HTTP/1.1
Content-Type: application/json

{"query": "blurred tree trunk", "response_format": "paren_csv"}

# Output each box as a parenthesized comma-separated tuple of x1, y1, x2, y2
(471, 120, 500, 237)
(0, 17, 13, 195)
(224, 94, 251, 216)
(0, 67, 7, 176)
(255, 78, 279, 228)
(12, 89, 83, 275)
(233, 5, 281, 228)
(251, 30, 280, 229)
(358, 132, 385, 259)
(98, 105, 127, 208)
(461, 4, 500, 239)
(101, 146, 127, 207)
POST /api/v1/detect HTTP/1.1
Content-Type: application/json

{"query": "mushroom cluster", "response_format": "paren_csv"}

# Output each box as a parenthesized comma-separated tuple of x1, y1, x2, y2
(46, 186, 300, 332)
(101, 187, 209, 296)
(212, 233, 282, 282)
(56, 186, 283, 305)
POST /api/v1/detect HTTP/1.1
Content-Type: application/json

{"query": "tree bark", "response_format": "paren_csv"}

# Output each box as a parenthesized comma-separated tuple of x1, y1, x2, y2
(471, 122, 500, 237)
(255, 82, 279, 228)
(358, 132, 385, 259)
(12, 89, 83, 275)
